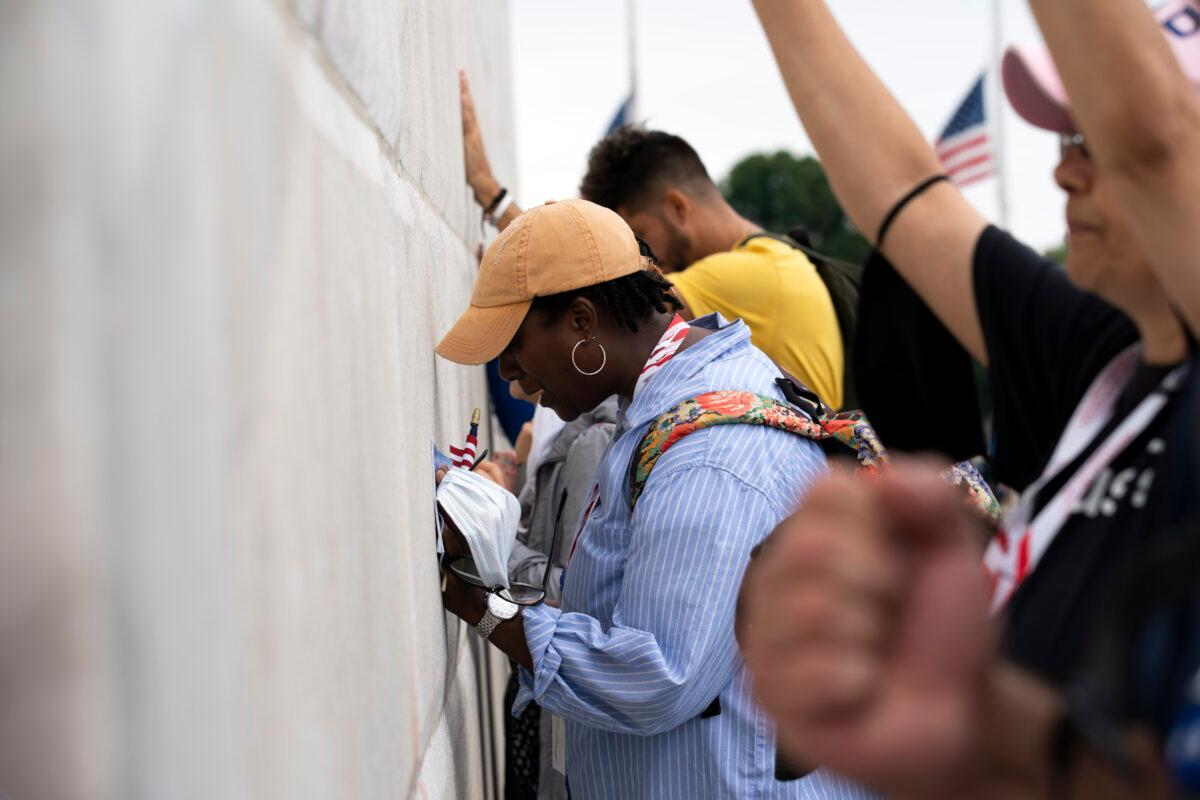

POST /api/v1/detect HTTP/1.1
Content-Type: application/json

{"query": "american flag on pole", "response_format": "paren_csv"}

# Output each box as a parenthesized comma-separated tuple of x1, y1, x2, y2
(606, 93, 635, 135)
(935, 74, 995, 188)
(448, 408, 480, 468)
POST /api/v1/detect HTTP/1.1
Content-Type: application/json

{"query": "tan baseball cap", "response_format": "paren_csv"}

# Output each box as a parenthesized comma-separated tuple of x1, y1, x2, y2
(436, 198, 648, 365)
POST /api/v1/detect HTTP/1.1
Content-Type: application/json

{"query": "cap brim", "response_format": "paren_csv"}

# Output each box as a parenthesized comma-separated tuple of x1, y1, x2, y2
(435, 299, 531, 365)
(1003, 45, 1075, 134)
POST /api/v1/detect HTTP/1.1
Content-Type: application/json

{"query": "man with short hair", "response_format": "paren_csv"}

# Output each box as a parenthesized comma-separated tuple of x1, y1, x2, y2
(459, 71, 846, 409)
(580, 126, 845, 410)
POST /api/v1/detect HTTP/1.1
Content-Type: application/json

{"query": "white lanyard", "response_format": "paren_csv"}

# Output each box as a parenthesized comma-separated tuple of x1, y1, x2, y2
(564, 314, 690, 568)
(984, 345, 1188, 611)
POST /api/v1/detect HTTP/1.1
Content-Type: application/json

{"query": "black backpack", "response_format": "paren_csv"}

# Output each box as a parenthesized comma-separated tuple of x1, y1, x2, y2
(745, 227, 864, 410)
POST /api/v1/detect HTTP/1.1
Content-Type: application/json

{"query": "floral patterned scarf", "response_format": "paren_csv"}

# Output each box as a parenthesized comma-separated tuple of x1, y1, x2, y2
(630, 390, 1000, 522)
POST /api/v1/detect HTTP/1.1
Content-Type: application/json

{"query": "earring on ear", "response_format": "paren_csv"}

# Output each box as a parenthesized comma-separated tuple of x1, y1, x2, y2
(571, 337, 607, 376)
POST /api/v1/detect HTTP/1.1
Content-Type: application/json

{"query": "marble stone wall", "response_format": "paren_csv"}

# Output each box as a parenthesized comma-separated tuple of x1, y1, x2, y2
(0, 1, 514, 797)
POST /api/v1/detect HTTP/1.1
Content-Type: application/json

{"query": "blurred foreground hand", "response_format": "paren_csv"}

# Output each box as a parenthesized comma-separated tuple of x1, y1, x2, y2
(738, 463, 995, 797)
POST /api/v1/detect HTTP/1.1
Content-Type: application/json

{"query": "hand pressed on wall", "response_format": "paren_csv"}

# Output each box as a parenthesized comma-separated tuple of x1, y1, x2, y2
(433, 464, 534, 670)
(459, 70, 500, 206)
(435, 467, 469, 559)
(459, 70, 522, 232)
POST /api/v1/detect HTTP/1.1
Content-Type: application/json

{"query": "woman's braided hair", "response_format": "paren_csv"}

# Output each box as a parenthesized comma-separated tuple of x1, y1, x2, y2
(530, 237, 683, 333)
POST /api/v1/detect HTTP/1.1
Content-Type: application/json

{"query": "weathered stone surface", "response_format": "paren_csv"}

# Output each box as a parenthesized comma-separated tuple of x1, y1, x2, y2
(291, 0, 321, 31)
(0, 0, 512, 797)
(320, 0, 517, 243)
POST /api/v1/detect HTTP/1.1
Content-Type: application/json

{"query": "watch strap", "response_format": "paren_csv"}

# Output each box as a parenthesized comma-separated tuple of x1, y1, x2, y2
(475, 610, 502, 640)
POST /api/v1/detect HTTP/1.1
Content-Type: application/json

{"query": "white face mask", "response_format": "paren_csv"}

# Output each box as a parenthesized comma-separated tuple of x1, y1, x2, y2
(436, 468, 520, 589)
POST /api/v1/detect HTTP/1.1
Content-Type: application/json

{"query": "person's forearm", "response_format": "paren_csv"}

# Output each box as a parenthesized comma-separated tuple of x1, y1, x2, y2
(936, 662, 1174, 800)
(489, 614, 533, 671)
(1026, 0, 1200, 336)
(472, 173, 501, 210)
(470, 172, 522, 232)
(751, 0, 943, 240)
(451, 571, 724, 734)
(752, 0, 989, 360)
(442, 572, 533, 669)
(1027, 0, 1195, 177)
(495, 201, 521, 232)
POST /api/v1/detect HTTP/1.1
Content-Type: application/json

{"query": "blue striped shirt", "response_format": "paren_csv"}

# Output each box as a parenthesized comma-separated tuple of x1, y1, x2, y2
(515, 316, 875, 799)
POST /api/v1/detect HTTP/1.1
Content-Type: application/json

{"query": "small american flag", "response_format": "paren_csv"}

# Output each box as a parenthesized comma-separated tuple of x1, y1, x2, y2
(935, 74, 995, 188)
(448, 408, 480, 468)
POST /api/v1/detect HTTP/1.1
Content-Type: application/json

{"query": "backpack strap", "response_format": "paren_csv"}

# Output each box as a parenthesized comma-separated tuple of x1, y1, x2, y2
(629, 390, 1003, 524)
(629, 390, 888, 509)
(740, 231, 865, 410)
(943, 459, 1003, 524)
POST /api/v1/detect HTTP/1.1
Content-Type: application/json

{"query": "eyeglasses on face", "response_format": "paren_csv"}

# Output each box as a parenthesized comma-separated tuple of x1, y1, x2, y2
(1059, 132, 1091, 161)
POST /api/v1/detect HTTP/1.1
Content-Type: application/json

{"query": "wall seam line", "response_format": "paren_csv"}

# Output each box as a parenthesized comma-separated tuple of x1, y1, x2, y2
(273, 5, 495, 794)
(278, 3, 481, 260)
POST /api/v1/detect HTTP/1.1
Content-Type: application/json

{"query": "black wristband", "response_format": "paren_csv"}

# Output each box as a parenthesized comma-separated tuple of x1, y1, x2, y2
(483, 187, 507, 216)
(874, 174, 950, 248)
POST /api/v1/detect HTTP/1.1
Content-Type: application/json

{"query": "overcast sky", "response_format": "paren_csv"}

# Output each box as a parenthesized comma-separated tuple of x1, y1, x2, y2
(505, 0, 1070, 252)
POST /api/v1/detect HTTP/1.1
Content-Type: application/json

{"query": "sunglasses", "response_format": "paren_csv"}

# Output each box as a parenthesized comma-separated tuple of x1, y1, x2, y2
(442, 489, 569, 606)
(1060, 132, 1091, 161)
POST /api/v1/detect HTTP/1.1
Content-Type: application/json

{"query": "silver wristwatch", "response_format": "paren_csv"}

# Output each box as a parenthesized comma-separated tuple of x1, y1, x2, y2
(475, 592, 520, 640)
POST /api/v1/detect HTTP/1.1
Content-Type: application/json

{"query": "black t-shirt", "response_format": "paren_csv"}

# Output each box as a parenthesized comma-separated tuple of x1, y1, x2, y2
(1066, 369, 1200, 790)
(973, 226, 1194, 685)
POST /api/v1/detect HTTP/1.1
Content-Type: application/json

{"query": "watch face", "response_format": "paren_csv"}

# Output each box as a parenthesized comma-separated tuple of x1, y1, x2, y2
(486, 592, 520, 620)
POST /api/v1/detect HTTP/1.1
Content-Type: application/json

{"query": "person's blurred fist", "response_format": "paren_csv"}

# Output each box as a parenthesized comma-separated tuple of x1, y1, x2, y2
(738, 463, 996, 797)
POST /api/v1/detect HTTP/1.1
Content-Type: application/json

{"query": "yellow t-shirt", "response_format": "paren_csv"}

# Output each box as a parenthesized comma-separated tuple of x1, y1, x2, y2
(667, 236, 845, 409)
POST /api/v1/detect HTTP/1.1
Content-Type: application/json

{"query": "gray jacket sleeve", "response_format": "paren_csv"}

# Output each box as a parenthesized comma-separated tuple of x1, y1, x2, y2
(507, 529, 551, 594)
(506, 421, 615, 604)
(507, 478, 544, 588)
(545, 422, 613, 602)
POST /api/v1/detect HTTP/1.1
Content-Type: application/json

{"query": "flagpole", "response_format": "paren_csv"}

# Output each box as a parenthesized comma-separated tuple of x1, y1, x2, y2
(991, 0, 1010, 229)
(626, 0, 639, 122)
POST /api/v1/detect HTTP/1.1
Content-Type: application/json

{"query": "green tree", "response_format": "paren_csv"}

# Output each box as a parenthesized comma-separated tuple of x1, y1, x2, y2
(720, 151, 871, 264)
(1044, 243, 1068, 265)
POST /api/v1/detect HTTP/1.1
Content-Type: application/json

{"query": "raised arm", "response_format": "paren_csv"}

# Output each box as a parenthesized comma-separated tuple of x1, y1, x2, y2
(460, 71, 522, 231)
(751, 0, 989, 361)
(1024, 0, 1200, 337)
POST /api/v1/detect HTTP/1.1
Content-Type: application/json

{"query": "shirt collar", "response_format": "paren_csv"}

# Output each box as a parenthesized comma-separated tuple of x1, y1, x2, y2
(618, 314, 752, 430)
